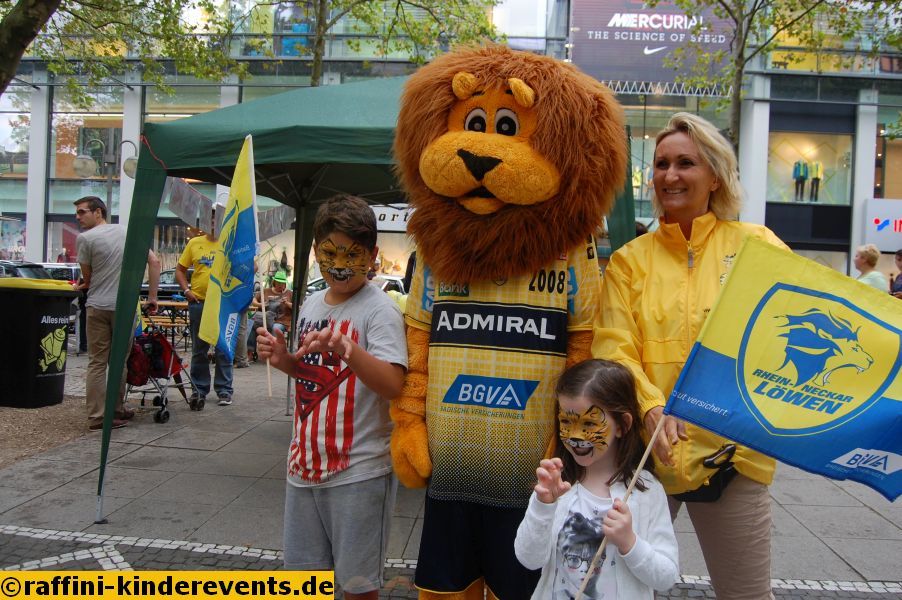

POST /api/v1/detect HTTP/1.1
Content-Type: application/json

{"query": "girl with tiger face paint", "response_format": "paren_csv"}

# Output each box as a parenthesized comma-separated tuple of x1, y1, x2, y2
(550, 359, 648, 496)
(558, 402, 615, 467)
(514, 360, 679, 599)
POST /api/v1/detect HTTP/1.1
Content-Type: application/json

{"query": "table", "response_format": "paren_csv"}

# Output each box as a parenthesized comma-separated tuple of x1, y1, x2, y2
(141, 300, 190, 351)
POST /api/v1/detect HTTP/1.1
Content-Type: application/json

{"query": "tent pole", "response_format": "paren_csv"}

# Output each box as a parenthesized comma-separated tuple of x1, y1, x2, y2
(95, 162, 169, 524)
(286, 203, 316, 416)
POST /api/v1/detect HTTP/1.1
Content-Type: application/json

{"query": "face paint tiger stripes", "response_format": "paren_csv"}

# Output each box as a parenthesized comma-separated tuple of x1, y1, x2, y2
(558, 405, 610, 457)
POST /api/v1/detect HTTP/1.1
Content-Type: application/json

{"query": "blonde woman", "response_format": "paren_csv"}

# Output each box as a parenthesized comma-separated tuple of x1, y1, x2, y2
(854, 244, 888, 292)
(593, 113, 789, 599)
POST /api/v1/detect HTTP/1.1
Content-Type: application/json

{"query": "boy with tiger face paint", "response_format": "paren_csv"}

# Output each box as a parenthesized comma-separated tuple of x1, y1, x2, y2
(315, 234, 375, 303)
(255, 195, 407, 599)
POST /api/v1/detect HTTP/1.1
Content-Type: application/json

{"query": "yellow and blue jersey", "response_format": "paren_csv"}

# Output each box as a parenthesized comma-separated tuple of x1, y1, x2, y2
(406, 237, 600, 507)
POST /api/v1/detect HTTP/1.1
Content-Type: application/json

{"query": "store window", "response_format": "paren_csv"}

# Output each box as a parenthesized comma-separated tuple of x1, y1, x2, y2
(876, 122, 902, 199)
(49, 86, 125, 217)
(0, 218, 26, 260)
(767, 132, 853, 205)
(145, 83, 221, 117)
(149, 220, 195, 272)
(0, 86, 33, 216)
(620, 95, 724, 218)
(45, 219, 81, 264)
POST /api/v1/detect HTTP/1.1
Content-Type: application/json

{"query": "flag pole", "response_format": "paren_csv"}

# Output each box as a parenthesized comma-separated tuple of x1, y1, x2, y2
(574, 415, 666, 600)
(259, 284, 273, 397)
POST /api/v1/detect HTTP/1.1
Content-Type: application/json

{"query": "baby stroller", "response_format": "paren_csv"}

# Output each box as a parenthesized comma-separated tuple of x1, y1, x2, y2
(126, 329, 198, 422)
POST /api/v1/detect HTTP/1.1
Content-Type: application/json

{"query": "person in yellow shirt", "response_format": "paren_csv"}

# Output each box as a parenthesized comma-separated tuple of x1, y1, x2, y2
(594, 113, 788, 600)
(176, 228, 233, 408)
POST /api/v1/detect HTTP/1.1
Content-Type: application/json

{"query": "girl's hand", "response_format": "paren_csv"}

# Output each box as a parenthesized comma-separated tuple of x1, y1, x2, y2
(644, 406, 688, 466)
(603, 498, 636, 554)
(534, 458, 571, 504)
(256, 327, 288, 369)
(298, 324, 354, 361)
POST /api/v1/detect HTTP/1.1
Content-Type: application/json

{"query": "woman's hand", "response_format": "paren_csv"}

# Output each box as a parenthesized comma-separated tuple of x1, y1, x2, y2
(603, 498, 636, 555)
(534, 457, 571, 504)
(644, 406, 688, 466)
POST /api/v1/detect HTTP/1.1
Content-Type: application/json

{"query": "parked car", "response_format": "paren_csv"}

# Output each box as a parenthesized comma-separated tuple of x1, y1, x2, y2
(305, 274, 406, 297)
(0, 260, 52, 279)
(141, 268, 193, 300)
(40, 262, 82, 285)
(372, 274, 406, 294)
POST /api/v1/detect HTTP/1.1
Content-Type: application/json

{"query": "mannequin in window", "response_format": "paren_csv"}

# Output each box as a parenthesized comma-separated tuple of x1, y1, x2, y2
(792, 159, 808, 202)
(632, 166, 642, 198)
(809, 161, 823, 202)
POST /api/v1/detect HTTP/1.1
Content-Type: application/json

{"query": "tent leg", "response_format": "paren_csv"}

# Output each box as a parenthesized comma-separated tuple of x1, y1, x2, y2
(286, 204, 315, 416)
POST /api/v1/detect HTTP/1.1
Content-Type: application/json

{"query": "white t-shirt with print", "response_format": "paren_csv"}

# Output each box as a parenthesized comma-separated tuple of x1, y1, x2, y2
(552, 484, 618, 600)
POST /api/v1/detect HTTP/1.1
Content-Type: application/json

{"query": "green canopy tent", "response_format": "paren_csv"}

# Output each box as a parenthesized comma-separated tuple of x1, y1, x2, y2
(94, 75, 635, 522)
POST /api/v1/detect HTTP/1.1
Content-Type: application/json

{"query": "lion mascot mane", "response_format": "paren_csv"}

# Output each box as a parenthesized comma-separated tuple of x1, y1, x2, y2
(391, 45, 626, 600)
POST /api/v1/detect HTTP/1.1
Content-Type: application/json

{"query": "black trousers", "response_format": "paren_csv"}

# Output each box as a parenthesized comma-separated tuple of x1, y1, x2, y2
(810, 177, 820, 201)
(794, 177, 806, 201)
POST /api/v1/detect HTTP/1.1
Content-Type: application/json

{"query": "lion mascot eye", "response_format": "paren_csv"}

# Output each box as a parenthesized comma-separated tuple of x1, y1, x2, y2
(494, 108, 519, 136)
(464, 108, 487, 132)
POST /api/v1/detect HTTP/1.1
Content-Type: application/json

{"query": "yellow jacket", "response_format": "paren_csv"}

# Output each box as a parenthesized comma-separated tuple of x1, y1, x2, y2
(593, 211, 788, 494)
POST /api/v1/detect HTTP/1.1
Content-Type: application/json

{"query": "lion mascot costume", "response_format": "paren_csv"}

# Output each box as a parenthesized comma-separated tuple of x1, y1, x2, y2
(391, 45, 627, 600)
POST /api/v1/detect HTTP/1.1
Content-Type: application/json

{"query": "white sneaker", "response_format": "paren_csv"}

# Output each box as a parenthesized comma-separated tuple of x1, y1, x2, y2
(217, 396, 233, 406)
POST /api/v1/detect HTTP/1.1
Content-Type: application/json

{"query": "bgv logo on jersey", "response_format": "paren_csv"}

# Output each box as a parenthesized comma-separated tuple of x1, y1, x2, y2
(737, 284, 900, 436)
(443, 375, 539, 410)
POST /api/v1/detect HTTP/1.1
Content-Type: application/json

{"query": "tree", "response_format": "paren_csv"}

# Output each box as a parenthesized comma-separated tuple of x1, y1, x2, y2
(0, 1, 244, 104)
(648, 0, 902, 147)
(228, 0, 499, 87)
(0, 0, 499, 106)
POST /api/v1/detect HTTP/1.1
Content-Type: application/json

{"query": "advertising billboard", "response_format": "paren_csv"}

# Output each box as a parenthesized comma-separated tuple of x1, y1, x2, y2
(864, 198, 902, 253)
(570, 0, 733, 85)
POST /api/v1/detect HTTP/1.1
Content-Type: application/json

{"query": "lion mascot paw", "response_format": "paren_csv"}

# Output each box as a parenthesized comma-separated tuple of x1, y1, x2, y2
(391, 44, 626, 600)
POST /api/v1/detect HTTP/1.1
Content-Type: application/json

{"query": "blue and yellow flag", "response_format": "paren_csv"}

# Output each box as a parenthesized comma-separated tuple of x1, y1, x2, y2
(666, 238, 901, 501)
(199, 135, 259, 360)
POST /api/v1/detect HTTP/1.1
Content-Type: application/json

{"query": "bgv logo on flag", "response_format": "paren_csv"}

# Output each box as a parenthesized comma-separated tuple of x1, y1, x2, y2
(738, 285, 898, 436)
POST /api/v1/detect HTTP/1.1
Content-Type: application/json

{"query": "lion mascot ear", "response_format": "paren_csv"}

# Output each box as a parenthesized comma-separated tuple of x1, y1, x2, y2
(394, 44, 626, 283)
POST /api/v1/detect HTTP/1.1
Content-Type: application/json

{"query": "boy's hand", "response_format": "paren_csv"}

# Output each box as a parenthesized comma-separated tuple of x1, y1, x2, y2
(534, 457, 571, 504)
(603, 498, 636, 555)
(256, 327, 288, 369)
(298, 324, 354, 361)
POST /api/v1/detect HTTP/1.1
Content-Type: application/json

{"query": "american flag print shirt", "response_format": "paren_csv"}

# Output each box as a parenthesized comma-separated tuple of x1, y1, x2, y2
(286, 284, 407, 487)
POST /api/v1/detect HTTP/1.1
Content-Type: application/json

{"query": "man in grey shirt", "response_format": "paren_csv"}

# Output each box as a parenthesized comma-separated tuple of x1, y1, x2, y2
(74, 196, 161, 430)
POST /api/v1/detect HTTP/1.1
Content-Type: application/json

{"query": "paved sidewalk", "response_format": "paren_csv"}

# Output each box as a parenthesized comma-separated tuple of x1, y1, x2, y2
(0, 353, 899, 598)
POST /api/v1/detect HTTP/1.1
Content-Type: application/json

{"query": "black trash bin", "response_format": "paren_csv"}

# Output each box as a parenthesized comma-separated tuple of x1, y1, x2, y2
(0, 278, 78, 408)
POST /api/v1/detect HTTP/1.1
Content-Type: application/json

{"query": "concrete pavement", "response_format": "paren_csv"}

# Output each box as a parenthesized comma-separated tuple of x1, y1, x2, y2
(0, 352, 899, 598)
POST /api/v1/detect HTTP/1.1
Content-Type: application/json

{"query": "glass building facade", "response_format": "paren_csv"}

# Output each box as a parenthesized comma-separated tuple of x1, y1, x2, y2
(1, 0, 900, 279)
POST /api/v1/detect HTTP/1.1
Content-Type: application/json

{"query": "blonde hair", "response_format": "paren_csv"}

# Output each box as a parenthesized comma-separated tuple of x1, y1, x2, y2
(856, 244, 880, 268)
(653, 112, 742, 221)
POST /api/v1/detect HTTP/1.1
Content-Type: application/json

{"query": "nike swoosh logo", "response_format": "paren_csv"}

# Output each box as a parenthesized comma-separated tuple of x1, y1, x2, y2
(643, 46, 668, 55)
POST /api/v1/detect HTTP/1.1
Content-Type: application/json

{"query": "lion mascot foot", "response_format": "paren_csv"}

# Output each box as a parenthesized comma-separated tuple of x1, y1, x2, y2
(418, 579, 492, 600)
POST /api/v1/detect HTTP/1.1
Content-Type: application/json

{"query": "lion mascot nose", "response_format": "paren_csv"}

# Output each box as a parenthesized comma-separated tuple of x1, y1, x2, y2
(456, 149, 501, 181)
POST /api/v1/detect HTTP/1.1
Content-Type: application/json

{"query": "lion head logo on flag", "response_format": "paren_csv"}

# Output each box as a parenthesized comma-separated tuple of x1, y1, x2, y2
(776, 308, 875, 387)
(738, 285, 898, 436)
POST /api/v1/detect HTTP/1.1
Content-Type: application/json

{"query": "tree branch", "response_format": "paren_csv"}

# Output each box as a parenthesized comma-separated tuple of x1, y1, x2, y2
(744, 0, 828, 66)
